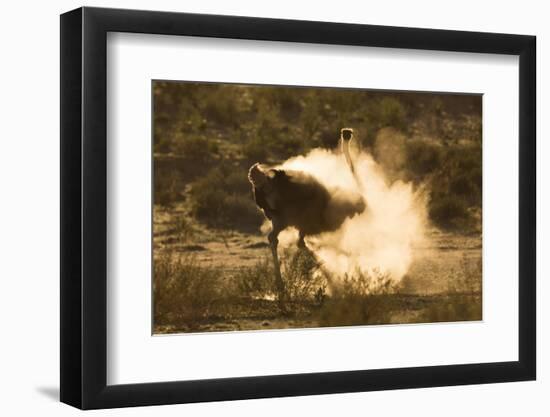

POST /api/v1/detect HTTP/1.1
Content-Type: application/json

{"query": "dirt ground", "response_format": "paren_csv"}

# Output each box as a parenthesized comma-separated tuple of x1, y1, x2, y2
(153, 202, 482, 334)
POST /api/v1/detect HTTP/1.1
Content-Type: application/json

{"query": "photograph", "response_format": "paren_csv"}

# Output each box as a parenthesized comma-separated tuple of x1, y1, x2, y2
(152, 81, 483, 334)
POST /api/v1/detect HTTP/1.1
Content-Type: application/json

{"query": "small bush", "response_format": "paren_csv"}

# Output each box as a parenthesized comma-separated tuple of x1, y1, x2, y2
(379, 97, 407, 130)
(234, 257, 275, 299)
(174, 136, 211, 161)
(449, 174, 477, 198)
(190, 185, 226, 223)
(201, 88, 241, 127)
(271, 135, 306, 159)
(222, 194, 264, 229)
(268, 88, 303, 121)
(154, 254, 222, 330)
(190, 166, 264, 230)
(429, 195, 470, 230)
(319, 129, 340, 149)
(208, 141, 219, 155)
(317, 269, 396, 327)
(406, 140, 443, 178)
(156, 137, 172, 153)
(235, 249, 327, 310)
(242, 138, 268, 163)
(299, 97, 322, 139)
(225, 170, 254, 195)
(173, 215, 197, 243)
(154, 170, 180, 206)
(421, 142, 481, 230)
(281, 249, 326, 303)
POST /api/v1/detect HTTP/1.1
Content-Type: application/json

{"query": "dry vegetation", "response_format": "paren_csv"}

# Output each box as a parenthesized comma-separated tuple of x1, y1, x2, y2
(153, 82, 482, 334)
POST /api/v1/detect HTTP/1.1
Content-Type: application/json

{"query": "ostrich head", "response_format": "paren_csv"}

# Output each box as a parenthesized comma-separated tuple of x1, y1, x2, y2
(341, 127, 354, 142)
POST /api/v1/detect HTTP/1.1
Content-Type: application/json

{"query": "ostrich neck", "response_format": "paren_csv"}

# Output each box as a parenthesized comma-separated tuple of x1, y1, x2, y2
(342, 139, 355, 175)
(341, 138, 365, 193)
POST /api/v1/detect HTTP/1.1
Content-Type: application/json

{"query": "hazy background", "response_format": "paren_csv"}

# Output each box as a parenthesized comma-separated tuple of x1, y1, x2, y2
(154, 82, 482, 233)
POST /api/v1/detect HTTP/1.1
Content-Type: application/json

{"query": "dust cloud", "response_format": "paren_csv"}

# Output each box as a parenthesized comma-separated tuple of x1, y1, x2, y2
(276, 143, 429, 284)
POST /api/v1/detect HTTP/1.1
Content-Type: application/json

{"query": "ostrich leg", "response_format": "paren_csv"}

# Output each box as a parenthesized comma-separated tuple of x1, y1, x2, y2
(268, 221, 286, 311)
(297, 230, 307, 249)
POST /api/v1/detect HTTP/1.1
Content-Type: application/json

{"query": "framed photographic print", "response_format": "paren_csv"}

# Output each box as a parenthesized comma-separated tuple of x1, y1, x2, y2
(60, 6, 536, 409)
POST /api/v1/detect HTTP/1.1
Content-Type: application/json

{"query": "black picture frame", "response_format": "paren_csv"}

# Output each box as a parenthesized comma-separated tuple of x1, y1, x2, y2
(60, 6, 536, 410)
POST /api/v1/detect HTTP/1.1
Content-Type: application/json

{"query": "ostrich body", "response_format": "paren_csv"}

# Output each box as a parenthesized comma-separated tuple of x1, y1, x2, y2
(248, 128, 365, 308)
(249, 165, 365, 243)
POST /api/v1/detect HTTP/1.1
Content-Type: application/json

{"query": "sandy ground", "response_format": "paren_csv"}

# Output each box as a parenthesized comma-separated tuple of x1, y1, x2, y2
(154, 202, 482, 293)
(153, 202, 482, 334)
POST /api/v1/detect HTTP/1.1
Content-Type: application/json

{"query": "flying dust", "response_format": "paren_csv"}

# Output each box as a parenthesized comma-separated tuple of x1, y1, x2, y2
(275, 140, 429, 285)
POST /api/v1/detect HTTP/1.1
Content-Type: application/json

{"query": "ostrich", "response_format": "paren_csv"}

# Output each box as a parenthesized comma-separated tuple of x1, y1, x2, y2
(248, 128, 365, 308)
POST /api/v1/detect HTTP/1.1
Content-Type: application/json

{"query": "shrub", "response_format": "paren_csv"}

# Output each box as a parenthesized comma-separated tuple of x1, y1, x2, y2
(208, 140, 219, 155)
(422, 142, 481, 229)
(154, 170, 180, 206)
(319, 129, 340, 149)
(406, 140, 443, 178)
(225, 170, 254, 195)
(299, 95, 322, 139)
(449, 173, 477, 198)
(281, 249, 326, 303)
(379, 97, 407, 130)
(234, 257, 275, 299)
(173, 135, 211, 161)
(235, 249, 327, 311)
(429, 195, 469, 230)
(261, 88, 303, 122)
(222, 194, 265, 229)
(271, 135, 306, 159)
(317, 269, 396, 327)
(153, 254, 222, 330)
(190, 166, 264, 230)
(200, 87, 242, 127)
(242, 138, 268, 163)
(156, 136, 172, 153)
(173, 215, 197, 243)
(190, 184, 226, 223)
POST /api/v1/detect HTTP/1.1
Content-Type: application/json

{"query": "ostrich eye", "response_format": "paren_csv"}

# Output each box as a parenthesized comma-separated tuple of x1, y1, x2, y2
(342, 129, 353, 140)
